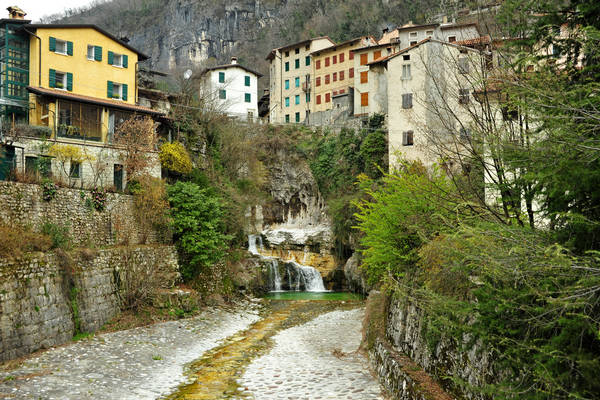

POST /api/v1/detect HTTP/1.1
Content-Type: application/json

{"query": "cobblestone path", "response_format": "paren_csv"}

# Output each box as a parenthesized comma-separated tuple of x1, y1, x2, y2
(0, 302, 261, 400)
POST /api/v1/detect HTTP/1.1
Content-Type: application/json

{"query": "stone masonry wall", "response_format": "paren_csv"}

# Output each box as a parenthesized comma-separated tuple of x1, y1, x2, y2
(0, 245, 179, 362)
(0, 181, 167, 247)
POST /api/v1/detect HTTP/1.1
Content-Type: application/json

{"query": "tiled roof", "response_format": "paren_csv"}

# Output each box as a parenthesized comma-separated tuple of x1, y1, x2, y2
(456, 35, 491, 46)
(27, 86, 164, 115)
(368, 38, 432, 65)
(201, 63, 263, 78)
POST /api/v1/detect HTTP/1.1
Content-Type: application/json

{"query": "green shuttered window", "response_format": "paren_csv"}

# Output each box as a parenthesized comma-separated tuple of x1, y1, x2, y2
(122, 84, 128, 101)
(219, 72, 225, 83)
(66, 73, 73, 91)
(108, 51, 114, 65)
(49, 37, 56, 52)
(245, 93, 251, 103)
(94, 46, 102, 61)
(122, 54, 128, 68)
(67, 41, 73, 56)
(49, 69, 56, 88)
(245, 76, 250, 86)
(107, 81, 113, 98)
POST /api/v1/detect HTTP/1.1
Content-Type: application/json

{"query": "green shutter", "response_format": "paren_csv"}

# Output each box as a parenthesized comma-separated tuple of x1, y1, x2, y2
(66, 73, 73, 91)
(49, 37, 56, 52)
(107, 81, 113, 98)
(67, 41, 73, 56)
(108, 51, 114, 65)
(49, 69, 56, 88)
(245, 93, 251, 103)
(94, 46, 102, 61)
(122, 84, 128, 101)
(122, 54, 128, 68)
(245, 76, 250, 86)
(219, 72, 225, 83)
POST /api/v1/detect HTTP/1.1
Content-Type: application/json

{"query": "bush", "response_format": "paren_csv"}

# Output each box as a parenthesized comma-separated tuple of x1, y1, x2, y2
(41, 221, 72, 250)
(41, 179, 58, 201)
(167, 181, 231, 281)
(0, 224, 52, 258)
(159, 141, 193, 175)
(133, 175, 170, 242)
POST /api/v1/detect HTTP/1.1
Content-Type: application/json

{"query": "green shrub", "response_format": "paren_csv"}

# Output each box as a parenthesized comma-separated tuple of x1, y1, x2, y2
(41, 179, 58, 201)
(41, 221, 72, 250)
(167, 181, 231, 281)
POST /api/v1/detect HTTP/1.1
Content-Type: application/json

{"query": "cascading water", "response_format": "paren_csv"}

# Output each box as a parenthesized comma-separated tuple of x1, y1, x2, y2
(247, 235, 327, 293)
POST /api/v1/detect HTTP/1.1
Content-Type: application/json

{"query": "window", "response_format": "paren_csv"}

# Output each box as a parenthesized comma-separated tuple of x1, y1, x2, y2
(53, 71, 66, 90)
(340, 70, 344, 81)
(316, 95, 322, 105)
(325, 57, 330, 67)
(426, 30, 434, 36)
(305, 56, 311, 66)
(295, 95, 300, 105)
(360, 54, 368, 65)
(285, 114, 290, 123)
(349, 52, 354, 60)
(247, 111, 254, 121)
(333, 90, 338, 96)
(402, 64, 411, 80)
(306, 92, 310, 102)
(69, 161, 81, 179)
(325, 93, 331, 103)
(339, 53, 345, 63)
(409, 32, 418, 38)
(245, 75, 251, 86)
(402, 131, 414, 146)
(285, 62, 290, 71)
(285, 79, 290, 90)
(403, 54, 410, 61)
(295, 112, 300, 122)
(25, 156, 38, 177)
(219, 72, 225, 83)
(285, 51, 289, 57)
(245, 93, 251, 103)
(361, 92, 369, 107)
(295, 48, 300, 55)
(448, 36, 457, 43)
(333, 55, 337, 64)
(109, 51, 127, 68)
(402, 93, 413, 109)
(410, 41, 417, 46)
(295, 77, 300, 87)
(374, 50, 382, 60)
(107, 81, 127, 100)
(219, 89, 226, 99)
(349, 68, 354, 78)
(316, 77, 321, 87)
(87, 45, 94, 60)
(112, 82, 122, 99)
(305, 44, 310, 51)
(50, 37, 72, 55)
(339, 89, 345, 94)
(360, 71, 368, 84)
(316, 60, 321, 69)
(285, 97, 290, 107)
(458, 57, 470, 74)
(459, 89, 470, 104)
(333, 72, 337, 82)
(295, 59, 300, 69)
(325, 74, 330, 84)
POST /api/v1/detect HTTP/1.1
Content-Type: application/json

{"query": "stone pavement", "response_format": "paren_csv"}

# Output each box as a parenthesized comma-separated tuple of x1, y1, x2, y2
(0, 301, 261, 400)
(239, 308, 385, 400)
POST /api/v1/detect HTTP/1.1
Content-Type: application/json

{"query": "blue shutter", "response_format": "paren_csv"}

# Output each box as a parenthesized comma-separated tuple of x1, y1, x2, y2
(122, 54, 128, 68)
(107, 81, 113, 98)
(94, 46, 102, 61)
(49, 37, 56, 52)
(66, 73, 73, 91)
(108, 51, 114, 65)
(67, 41, 73, 56)
(122, 84, 128, 101)
(49, 69, 56, 88)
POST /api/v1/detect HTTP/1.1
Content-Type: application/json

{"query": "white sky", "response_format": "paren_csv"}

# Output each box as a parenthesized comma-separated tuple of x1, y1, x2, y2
(5, 1, 96, 22)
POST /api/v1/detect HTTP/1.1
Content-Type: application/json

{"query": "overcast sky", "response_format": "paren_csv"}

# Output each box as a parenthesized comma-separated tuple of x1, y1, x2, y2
(6, 1, 97, 22)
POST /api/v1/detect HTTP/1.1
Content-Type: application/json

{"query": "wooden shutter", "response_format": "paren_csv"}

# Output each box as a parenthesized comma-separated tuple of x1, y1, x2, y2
(122, 54, 128, 68)
(122, 84, 128, 101)
(49, 69, 56, 88)
(49, 37, 56, 52)
(107, 81, 113, 98)
(67, 41, 73, 56)
(94, 46, 102, 61)
(66, 73, 73, 91)
(108, 51, 114, 65)
(402, 93, 412, 109)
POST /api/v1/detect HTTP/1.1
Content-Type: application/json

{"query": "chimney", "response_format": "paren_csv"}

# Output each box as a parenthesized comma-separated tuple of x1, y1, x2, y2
(120, 36, 130, 43)
(442, 15, 448, 24)
(382, 27, 389, 34)
(7, 6, 26, 20)
(231, 57, 238, 65)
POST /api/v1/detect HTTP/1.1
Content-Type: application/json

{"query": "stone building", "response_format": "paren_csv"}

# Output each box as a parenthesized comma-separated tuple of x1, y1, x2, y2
(0, 6, 164, 188)
(266, 36, 334, 124)
(198, 57, 262, 122)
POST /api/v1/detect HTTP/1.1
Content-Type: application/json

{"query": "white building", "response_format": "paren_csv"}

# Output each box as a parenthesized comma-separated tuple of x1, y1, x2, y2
(199, 57, 262, 121)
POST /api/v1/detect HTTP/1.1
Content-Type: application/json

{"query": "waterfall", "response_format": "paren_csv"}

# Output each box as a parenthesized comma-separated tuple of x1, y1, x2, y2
(248, 234, 263, 255)
(269, 260, 282, 291)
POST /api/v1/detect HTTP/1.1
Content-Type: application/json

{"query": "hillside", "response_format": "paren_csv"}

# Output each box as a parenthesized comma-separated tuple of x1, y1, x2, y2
(47, 0, 460, 83)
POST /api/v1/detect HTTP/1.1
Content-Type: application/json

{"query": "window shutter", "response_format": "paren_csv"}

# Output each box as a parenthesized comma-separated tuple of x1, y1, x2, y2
(66, 73, 73, 91)
(49, 37, 56, 52)
(122, 84, 128, 101)
(67, 41, 73, 56)
(108, 51, 114, 65)
(122, 54, 128, 68)
(245, 76, 250, 86)
(107, 81, 113, 98)
(94, 46, 102, 61)
(49, 69, 56, 88)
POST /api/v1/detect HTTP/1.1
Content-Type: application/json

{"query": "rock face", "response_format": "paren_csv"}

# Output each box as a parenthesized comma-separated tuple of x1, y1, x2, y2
(344, 252, 370, 294)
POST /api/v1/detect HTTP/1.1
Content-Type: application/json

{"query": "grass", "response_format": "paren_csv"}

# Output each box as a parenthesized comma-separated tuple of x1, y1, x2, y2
(0, 224, 52, 259)
(72, 332, 94, 342)
(152, 355, 163, 360)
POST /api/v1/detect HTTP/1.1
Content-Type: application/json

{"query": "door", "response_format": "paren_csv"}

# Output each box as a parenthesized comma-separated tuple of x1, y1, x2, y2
(0, 145, 16, 181)
(113, 164, 123, 191)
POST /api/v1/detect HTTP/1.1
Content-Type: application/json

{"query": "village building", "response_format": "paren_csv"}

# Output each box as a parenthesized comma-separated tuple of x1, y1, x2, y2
(198, 57, 262, 122)
(266, 36, 335, 124)
(0, 6, 163, 187)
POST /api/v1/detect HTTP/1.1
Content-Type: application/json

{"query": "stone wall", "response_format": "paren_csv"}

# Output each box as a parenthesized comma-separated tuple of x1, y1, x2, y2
(0, 245, 179, 362)
(0, 181, 167, 247)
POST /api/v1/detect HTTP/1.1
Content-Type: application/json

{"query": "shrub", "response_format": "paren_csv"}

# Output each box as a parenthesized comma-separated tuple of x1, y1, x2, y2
(41, 179, 58, 201)
(167, 181, 231, 281)
(0, 224, 52, 258)
(41, 221, 72, 250)
(133, 175, 170, 243)
(159, 142, 193, 175)
(89, 187, 107, 211)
